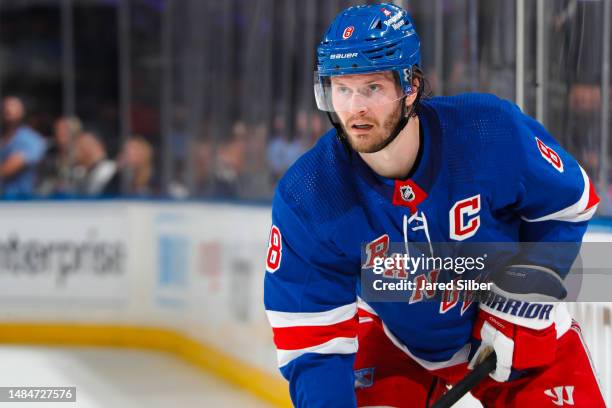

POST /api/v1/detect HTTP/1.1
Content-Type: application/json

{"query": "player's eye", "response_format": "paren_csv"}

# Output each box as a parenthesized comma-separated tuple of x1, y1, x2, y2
(336, 86, 351, 96)
(360, 84, 381, 98)
(367, 84, 381, 93)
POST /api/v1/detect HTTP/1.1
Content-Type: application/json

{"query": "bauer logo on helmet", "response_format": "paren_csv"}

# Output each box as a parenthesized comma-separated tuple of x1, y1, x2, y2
(330, 53, 358, 60)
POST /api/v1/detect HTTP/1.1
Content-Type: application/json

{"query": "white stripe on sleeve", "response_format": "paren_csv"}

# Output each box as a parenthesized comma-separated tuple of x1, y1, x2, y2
(266, 302, 357, 328)
(522, 166, 598, 223)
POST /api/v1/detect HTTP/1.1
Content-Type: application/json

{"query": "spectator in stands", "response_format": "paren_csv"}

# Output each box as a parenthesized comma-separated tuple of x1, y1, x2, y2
(191, 138, 214, 197)
(37, 115, 82, 195)
(267, 114, 290, 182)
(241, 122, 273, 199)
(72, 131, 118, 196)
(115, 135, 153, 196)
(308, 111, 325, 148)
(553, 0, 603, 182)
(0, 96, 46, 197)
(212, 121, 246, 198)
(267, 113, 304, 182)
(293, 109, 311, 154)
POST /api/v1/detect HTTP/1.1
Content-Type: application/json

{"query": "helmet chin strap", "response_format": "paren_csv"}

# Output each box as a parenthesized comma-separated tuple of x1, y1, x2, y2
(377, 94, 411, 151)
(327, 111, 352, 155)
(330, 91, 421, 154)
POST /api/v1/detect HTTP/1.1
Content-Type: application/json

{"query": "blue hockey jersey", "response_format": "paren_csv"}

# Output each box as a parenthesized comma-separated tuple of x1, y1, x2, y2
(263, 93, 599, 407)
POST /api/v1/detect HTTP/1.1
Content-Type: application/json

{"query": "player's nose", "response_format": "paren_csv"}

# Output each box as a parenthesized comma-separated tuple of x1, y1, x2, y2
(346, 93, 369, 115)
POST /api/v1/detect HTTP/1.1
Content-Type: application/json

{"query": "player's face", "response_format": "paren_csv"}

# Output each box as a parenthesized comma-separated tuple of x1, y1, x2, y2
(330, 72, 404, 153)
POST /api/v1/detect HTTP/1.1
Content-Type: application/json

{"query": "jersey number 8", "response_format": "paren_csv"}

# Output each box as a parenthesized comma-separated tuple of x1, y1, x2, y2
(266, 226, 283, 273)
(536, 137, 564, 173)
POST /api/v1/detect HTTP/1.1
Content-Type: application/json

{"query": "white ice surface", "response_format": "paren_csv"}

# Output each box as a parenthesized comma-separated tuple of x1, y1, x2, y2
(0, 346, 273, 408)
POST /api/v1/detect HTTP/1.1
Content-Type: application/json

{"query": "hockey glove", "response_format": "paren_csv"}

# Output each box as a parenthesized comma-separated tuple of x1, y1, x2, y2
(468, 265, 567, 382)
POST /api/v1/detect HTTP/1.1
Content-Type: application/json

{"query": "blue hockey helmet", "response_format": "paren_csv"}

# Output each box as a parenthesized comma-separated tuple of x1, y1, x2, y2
(314, 3, 421, 113)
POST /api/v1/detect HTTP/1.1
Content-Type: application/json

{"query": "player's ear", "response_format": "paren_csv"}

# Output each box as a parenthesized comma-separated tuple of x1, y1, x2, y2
(406, 72, 423, 108)
(412, 75, 421, 93)
(405, 76, 421, 107)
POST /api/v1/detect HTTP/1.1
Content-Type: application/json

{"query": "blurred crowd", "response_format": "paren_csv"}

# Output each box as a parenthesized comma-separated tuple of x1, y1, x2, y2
(0, 0, 611, 213)
(0, 95, 325, 200)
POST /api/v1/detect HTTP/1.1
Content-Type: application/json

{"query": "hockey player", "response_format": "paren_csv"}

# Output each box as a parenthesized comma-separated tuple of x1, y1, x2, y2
(264, 3, 605, 407)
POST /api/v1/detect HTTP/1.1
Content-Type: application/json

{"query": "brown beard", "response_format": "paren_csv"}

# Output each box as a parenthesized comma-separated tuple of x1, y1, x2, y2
(343, 102, 404, 153)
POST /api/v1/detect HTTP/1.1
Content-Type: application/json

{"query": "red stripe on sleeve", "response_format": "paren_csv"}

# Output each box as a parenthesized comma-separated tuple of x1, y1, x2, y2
(583, 178, 600, 213)
(357, 308, 379, 321)
(272, 314, 358, 350)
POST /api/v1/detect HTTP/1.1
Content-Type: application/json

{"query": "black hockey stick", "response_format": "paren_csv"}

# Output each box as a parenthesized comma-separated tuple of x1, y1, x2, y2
(430, 352, 497, 408)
